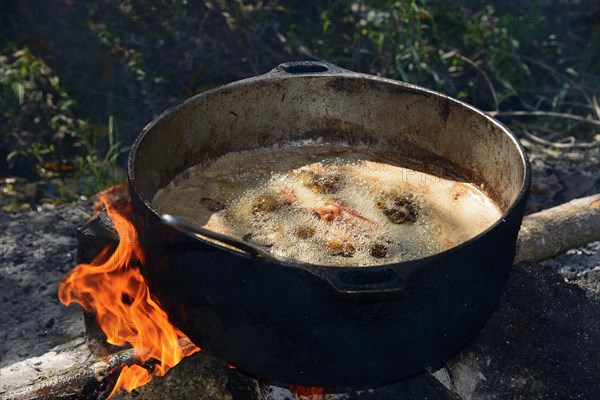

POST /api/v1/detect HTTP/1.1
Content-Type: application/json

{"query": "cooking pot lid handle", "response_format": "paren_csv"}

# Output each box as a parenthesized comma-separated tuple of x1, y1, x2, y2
(324, 267, 408, 300)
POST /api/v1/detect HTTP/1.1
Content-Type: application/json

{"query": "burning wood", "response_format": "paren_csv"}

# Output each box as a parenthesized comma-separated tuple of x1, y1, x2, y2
(0, 339, 257, 400)
(58, 189, 199, 397)
(288, 385, 327, 400)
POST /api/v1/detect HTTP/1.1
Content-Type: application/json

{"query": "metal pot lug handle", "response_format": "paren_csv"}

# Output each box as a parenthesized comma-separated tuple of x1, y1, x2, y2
(160, 213, 279, 262)
(325, 267, 408, 300)
(271, 61, 350, 75)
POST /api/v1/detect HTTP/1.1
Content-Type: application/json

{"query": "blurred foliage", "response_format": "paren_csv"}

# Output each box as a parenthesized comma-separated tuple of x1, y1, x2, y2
(0, 45, 87, 179)
(1, 0, 598, 211)
(0, 44, 127, 210)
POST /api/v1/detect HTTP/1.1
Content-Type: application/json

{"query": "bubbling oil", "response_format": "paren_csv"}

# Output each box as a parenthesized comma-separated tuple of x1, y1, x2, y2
(152, 143, 502, 266)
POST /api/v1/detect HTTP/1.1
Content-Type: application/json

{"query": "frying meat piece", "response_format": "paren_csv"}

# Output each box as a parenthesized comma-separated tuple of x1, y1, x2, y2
(324, 238, 356, 257)
(295, 226, 316, 239)
(252, 194, 282, 214)
(301, 170, 342, 194)
(376, 194, 419, 224)
(201, 197, 226, 212)
(370, 244, 388, 258)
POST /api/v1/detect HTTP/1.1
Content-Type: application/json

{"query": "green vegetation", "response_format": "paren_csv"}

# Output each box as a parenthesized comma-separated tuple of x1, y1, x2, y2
(1, 0, 598, 211)
(0, 44, 127, 210)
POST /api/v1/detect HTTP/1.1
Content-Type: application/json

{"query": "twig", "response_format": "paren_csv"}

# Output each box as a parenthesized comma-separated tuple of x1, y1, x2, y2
(522, 129, 599, 149)
(593, 95, 600, 121)
(487, 110, 600, 126)
(519, 54, 598, 119)
(524, 131, 575, 148)
(520, 124, 563, 140)
(519, 96, 547, 112)
(558, 100, 598, 111)
(455, 52, 499, 112)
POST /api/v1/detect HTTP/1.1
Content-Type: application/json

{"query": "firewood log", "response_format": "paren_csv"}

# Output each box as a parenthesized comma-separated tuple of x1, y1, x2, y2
(515, 194, 600, 263)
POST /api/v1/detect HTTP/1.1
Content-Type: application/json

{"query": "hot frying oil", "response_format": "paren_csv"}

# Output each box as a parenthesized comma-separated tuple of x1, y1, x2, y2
(153, 144, 501, 266)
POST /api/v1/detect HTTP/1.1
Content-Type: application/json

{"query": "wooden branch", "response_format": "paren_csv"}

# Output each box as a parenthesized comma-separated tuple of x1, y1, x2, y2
(522, 130, 599, 150)
(1, 339, 198, 400)
(486, 110, 600, 126)
(515, 194, 600, 264)
(454, 52, 499, 112)
(1, 340, 136, 400)
(519, 54, 597, 116)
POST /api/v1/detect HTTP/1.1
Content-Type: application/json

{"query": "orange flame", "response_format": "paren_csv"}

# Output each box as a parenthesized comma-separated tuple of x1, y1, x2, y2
(58, 191, 200, 397)
(288, 385, 326, 400)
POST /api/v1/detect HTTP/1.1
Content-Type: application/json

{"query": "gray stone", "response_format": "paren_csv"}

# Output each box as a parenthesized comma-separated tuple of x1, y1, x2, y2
(446, 263, 600, 399)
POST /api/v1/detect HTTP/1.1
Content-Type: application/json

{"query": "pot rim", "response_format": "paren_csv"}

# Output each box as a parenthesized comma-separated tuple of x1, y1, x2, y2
(128, 63, 531, 277)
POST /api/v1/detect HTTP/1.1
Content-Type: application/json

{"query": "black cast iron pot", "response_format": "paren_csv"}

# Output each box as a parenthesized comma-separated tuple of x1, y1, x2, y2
(128, 61, 530, 387)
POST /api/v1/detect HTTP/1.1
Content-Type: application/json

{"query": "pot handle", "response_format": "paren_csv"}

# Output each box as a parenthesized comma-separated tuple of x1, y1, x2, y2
(325, 267, 408, 300)
(272, 61, 349, 75)
(160, 214, 279, 261)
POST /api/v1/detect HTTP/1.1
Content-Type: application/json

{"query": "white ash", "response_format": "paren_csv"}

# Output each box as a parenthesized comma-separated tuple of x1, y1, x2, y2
(539, 241, 600, 280)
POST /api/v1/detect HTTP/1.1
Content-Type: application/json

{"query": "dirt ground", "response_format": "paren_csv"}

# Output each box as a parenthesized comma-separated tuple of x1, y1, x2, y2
(0, 202, 89, 368)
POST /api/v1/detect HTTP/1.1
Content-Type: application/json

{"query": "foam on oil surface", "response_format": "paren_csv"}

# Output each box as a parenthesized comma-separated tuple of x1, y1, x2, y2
(153, 144, 502, 266)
